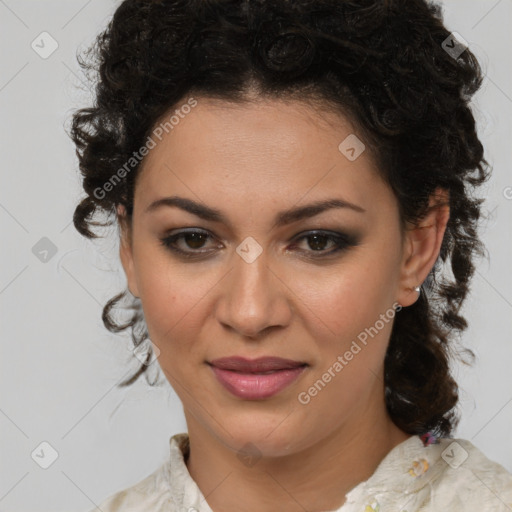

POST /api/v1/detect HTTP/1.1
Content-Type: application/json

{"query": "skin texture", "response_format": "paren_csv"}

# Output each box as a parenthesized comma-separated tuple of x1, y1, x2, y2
(118, 97, 450, 511)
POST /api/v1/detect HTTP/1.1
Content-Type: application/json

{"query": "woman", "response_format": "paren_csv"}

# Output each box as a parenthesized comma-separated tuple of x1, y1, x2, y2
(71, 0, 512, 510)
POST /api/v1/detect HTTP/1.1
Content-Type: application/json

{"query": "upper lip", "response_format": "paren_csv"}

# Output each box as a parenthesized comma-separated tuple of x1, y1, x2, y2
(208, 356, 307, 373)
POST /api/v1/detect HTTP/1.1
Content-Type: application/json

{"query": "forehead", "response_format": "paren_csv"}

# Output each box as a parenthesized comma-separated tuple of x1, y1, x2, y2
(133, 97, 392, 220)
(145, 96, 358, 159)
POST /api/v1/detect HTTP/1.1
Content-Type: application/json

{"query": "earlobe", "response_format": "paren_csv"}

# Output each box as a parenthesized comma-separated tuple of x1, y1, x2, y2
(117, 204, 140, 299)
(397, 188, 450, 308)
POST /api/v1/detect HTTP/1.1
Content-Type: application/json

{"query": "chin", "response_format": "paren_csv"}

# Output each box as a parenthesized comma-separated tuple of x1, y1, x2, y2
(206, 407, 312, 458)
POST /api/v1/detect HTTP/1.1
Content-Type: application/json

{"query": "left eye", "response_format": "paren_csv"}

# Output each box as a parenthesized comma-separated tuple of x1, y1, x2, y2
(159, 229, 355, 258)
(288, 230, 358, 257)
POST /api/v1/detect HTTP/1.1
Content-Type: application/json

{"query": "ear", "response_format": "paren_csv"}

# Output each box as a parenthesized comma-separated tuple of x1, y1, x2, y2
(117, 204, 140, 298)
(396, 187, 450, 307)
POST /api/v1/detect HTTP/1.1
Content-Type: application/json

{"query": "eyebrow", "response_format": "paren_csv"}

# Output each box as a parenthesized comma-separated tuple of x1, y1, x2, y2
(144, 195, 366, 228)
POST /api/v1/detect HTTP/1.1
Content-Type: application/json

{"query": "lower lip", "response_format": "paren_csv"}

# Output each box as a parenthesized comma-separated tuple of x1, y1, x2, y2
(210, 365, 307, 400)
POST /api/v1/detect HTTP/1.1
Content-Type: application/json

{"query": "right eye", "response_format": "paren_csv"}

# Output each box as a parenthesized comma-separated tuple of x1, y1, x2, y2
(159, 229, 221, 258)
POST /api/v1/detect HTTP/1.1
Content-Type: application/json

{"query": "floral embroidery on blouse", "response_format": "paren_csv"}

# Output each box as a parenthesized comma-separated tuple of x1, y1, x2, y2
(363, 499, 380, 511)
(408, 458, 429, 477)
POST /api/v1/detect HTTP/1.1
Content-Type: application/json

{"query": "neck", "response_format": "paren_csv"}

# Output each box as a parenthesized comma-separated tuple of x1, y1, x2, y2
(184, 406, 411, 511)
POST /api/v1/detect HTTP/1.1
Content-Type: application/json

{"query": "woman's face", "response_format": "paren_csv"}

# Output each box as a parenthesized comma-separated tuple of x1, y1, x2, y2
(119, 97, 422, 456)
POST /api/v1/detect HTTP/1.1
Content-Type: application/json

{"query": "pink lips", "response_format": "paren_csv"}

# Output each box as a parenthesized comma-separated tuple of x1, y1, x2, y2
(208, 356, 307, 400)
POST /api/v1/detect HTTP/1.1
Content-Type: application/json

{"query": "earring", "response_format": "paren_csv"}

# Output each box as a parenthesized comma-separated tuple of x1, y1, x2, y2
(414, 285, 421, 293)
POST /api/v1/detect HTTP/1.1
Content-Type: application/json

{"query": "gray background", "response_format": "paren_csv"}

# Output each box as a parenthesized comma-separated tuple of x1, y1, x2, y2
(0, 1, 511, 510)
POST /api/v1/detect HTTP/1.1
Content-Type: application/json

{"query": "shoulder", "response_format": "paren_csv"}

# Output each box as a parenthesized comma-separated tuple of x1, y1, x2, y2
(87, 433, 191, 512)
(87, 461, 173, 512)
(428, 437, 512, 510)
(349, 435, 512, 512)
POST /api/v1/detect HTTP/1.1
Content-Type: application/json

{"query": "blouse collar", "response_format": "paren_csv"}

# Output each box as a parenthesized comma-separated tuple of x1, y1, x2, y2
(164, 432, 446, 511)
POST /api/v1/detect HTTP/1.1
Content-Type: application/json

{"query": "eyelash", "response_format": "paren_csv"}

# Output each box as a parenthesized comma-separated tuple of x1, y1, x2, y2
(159, 228, 358, 260)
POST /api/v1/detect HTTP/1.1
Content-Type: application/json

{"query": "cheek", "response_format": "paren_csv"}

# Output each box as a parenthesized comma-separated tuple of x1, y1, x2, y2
(294, 270, 396, 425)
(132, 246, 189, 334)
(289, 254, 399, 415)
(133, 251, 220, 361)
(290, 255, 397, 346)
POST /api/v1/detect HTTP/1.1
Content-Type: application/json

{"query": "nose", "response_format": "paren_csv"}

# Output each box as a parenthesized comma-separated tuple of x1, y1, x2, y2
(215, 248, 293, 340)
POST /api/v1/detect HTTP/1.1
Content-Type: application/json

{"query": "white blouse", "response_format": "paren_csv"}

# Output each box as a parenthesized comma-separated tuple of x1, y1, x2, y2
(90, 432, 512, 511)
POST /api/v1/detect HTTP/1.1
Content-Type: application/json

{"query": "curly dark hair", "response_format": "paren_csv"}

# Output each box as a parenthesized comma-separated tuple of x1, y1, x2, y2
(70, 0, 489, 438)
